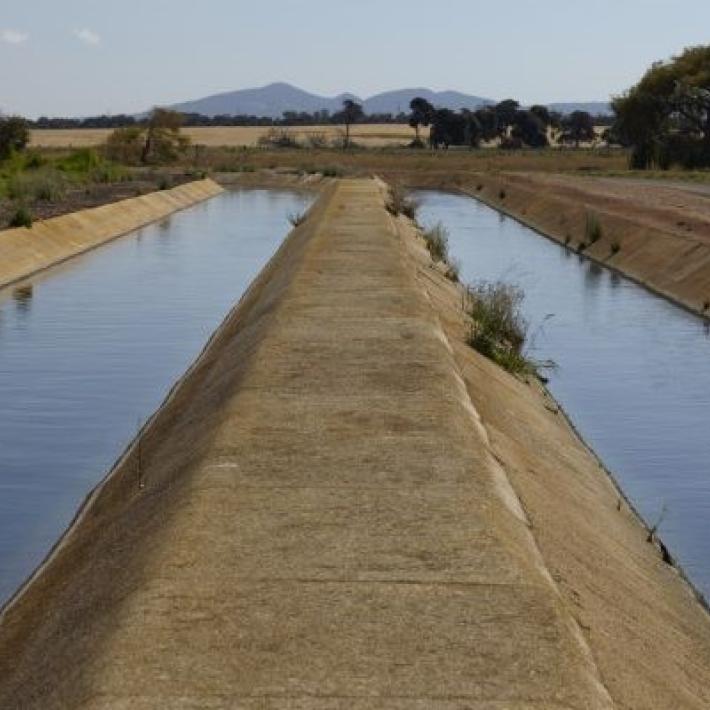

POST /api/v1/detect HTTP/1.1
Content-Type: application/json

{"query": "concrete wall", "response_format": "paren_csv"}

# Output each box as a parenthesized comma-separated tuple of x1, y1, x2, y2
(0, 179, 224, 290)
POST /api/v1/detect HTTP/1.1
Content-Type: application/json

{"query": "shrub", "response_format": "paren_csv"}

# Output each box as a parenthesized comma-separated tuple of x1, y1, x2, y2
(304, 132, 328, 149)
(610, 240, 621, 255)
(385, 184, 420, 219)
(104, 127, 145, 164)
(422, 222, 450, 263)
(33, 170, 68, 201)
(585, 211, 602, 244)
(322, 166, 343, 178)
(466, 280, 533, 375)
(158, 175, 171, 190)
(0, 116, 29, 160)
(258, 128, 300, 149)
(8, 169, 67, 202)
(23, 151, 46, 170)
(56, 148, 101, 174)
(8, 205, 33, 228)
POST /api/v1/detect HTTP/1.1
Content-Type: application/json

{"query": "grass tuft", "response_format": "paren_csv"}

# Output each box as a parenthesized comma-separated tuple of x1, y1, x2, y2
(8, 205, 33, 228)
(385, 184, 420, 219)
(585, 211, 603, 244)
(464, 280, 553, 378)
(422, 222, 450, 263)
(445, 259, 461, 283)
(288, 210, 308, 227)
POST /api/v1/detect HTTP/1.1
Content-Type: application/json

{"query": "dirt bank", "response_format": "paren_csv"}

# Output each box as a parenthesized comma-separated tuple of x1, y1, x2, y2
(417, 172, 710, 317)
(0, 178, 708, 707)
(0, 178, 224, 291)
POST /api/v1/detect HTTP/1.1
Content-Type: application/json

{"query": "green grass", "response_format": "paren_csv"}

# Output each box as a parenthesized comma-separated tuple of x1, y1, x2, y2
(465, 280, 539, 376)
(0, 148, 127, 200)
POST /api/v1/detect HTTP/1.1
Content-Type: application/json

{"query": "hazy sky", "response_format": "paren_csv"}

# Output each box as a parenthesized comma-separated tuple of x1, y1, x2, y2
(2, 0, 709, 118)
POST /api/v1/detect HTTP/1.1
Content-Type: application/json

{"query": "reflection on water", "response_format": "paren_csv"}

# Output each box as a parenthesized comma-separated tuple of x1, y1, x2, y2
(417, 190, 710, 599)
(0, 189, 313, 604)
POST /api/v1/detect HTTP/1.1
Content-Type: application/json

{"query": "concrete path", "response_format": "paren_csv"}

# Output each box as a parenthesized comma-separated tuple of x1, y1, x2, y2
(0, 180, 610, 708)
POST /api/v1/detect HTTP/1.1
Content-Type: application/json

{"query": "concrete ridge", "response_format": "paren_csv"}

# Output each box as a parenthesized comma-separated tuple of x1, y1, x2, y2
(395, 203, 710, 707)
(0, 181, 336, 623)
(0, 178, 224, 291)
(381, 183, 613, 705)
(0, 179, 613, 707)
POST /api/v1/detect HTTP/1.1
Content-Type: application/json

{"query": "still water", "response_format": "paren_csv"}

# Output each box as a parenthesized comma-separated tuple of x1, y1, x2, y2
(417, 190, 710, 599)
(0, 189, 312, 604)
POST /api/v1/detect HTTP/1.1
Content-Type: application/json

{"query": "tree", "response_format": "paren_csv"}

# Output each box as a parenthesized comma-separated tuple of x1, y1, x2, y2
(104, 126, 145, 164)
(141, 108, 190, 164)
(409, 97, 435, 145)
(559, 111, 595, 147)
(529, 105, 551, 127)
(473, 106, 500, 142)
(334, 99, 364, 148)
(613, 45, 710, 168)
(430, 109, 464, 149)
(512, 110, 549, 148)
(494, 99, 520, 137)
(0, 116, 30, 160)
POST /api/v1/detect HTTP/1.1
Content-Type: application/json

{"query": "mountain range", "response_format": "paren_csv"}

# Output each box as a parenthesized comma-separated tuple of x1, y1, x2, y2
(165, 83, 611, 118)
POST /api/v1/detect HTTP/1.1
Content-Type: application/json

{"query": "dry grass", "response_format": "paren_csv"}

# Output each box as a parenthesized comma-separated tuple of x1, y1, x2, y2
(199, 146, 629, 177)
(31, 124, 423, 150)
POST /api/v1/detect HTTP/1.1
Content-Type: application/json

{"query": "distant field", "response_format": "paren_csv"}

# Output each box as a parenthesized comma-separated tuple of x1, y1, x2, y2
(30, 124, 423, 149)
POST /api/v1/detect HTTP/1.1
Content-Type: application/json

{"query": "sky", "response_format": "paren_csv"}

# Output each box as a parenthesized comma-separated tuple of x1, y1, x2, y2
(2, 0, 710, 118)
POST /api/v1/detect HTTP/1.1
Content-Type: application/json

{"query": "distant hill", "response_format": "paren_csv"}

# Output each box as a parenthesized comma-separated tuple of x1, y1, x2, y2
(547, 101, 612, 116)
(363, 88, 493, 115)
(161, 82, 611, 118)
(168, 83, 358, 119)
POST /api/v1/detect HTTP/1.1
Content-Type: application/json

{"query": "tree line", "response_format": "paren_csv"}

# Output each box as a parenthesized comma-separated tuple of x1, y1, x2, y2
(407, 97, 601, 149)
(29, 110, 412, 130)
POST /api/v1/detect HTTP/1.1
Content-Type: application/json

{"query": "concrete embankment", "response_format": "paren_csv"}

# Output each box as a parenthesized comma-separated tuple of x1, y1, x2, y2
(0, 178, 708, 708)
(396, 206, 710, 709)
(0, 178, 224, 290)
(433, 172, 710, 317)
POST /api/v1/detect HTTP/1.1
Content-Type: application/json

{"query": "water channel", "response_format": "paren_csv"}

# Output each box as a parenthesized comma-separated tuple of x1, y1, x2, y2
(0, 188, 313, 603)
(417, 189, 710, 599)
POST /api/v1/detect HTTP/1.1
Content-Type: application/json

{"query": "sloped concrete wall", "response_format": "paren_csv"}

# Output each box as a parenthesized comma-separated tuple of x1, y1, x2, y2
(0, 179, 224, 290)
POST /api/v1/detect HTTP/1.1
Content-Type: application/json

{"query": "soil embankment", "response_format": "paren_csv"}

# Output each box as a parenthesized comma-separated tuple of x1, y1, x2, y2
(0, 179, 708, 707)
(416, 172, 710, 317)
(0, 178, 223, 290)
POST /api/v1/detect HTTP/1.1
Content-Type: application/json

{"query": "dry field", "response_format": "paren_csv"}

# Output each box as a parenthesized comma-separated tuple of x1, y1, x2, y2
(204, 145, 629, 175)
(31, 124, 424, 149)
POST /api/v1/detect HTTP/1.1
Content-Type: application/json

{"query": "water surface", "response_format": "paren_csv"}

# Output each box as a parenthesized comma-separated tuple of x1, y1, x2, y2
(0, 189, 312, 603)
(417, 190, 710, 599)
